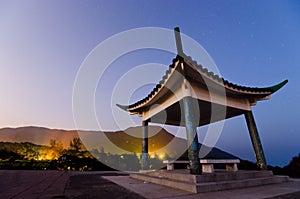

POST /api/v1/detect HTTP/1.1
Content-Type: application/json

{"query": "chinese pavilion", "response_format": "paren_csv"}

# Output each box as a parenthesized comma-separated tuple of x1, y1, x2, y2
(117, 27, 287, 174)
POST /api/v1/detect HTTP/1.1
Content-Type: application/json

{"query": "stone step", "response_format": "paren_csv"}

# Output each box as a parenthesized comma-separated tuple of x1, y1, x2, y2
(130, 173, 197, 193)
(196, 175, 290, 193)
(141, 170, 198, 183)
(130, 172, 289, 193)
(197, 170, 274, 183)
(141, 170, 274, 183)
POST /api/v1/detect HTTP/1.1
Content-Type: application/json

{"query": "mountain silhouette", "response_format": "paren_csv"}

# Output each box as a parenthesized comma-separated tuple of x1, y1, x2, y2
(0, 126, 237, 159)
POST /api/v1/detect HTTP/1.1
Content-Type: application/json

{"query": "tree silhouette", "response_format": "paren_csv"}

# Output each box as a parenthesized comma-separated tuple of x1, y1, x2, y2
(50, 139, 56, 148)
(69, 138, 83, 152)
(49, 139, 64, 160)
(50, 139, 63, 150)
(284, 153, 300, 178)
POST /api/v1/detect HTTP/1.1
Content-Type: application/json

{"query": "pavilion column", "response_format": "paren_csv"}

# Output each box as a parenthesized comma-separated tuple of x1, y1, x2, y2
(182, 96, 202, 175)
(141, 120, 149, 170)
(244, 111, 268, 170)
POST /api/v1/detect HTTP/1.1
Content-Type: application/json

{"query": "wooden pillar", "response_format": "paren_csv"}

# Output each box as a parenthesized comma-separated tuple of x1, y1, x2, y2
(141, 120, 149, 170)
(244, 111, 267, 170)
(182, 96, 202, 175)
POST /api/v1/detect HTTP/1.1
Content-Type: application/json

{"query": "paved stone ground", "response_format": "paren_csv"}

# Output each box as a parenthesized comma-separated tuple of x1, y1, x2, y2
(0, 170, 70, 199)
(1, 170, 300, 199)
(268, 191, 300, 199)
(104, 175, 300, 199)
(64, 172, 144, 199)
(0, 170, 144, 199)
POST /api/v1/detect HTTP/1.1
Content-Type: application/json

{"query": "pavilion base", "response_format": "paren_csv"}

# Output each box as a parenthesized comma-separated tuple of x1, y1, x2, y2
(130, 169, 289, 193)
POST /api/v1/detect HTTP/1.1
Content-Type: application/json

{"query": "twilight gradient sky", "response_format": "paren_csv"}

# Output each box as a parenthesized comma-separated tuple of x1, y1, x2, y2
(0, 0, 299, 166)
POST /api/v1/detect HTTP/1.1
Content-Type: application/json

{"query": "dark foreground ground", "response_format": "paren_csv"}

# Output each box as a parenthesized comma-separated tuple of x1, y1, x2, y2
(0, 170, 143, 199)
(64, 172, 143, 199)
(0, 170, 300, 199)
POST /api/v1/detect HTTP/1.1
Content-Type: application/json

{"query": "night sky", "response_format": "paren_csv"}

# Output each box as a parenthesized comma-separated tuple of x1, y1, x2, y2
(0, 0, 299, 166)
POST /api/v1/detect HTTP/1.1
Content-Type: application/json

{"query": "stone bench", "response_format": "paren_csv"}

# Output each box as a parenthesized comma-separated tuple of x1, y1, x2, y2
(200, 159, 240, 173)
(163, 159, 240, 173)
(163, 160, 189, 171)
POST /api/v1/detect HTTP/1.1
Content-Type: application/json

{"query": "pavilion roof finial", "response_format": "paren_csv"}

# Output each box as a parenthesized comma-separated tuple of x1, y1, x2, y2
(174, 27, 184, 56)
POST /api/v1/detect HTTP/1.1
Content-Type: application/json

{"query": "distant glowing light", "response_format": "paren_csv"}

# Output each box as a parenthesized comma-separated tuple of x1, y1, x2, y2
(158, 153, 165, 160)
(150, 153, 155, 158)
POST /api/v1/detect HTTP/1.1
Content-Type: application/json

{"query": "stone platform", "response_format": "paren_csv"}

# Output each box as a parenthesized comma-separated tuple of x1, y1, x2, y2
(130, 169, 289, 193)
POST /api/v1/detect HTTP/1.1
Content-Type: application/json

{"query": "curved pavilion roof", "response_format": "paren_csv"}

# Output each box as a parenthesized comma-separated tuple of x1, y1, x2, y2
(117, 54, 287, 115)
(117, 28, 287, 126)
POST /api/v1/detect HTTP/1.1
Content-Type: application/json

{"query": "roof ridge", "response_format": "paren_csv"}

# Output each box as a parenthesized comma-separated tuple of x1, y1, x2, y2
(117, 54, 288, 111)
